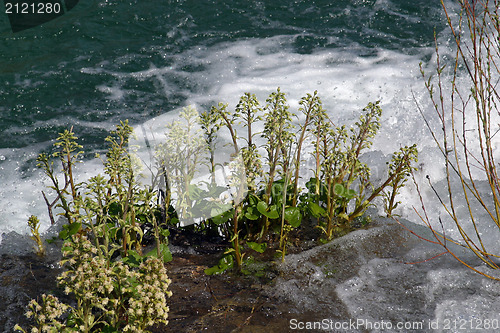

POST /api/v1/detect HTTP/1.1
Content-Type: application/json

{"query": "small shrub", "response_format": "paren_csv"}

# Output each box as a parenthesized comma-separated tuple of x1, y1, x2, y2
(18, 122, 172, 332)
(27, 215, 45, 256)
(146, 89, 418, 272)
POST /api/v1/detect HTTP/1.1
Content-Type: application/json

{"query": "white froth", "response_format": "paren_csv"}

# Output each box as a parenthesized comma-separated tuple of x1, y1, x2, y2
(1, 28, 493, 251)
(0, 147, 45, 240)
(0, 146, 106, 243)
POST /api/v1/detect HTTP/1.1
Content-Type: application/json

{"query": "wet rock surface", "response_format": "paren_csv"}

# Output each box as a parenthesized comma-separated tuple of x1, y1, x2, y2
(0, 239, 309, 333)
(2, 218, 500, 333)
(0, 253, 65, 332)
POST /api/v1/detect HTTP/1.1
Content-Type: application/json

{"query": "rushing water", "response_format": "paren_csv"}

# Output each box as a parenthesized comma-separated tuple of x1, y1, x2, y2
(0, 0, 450, 236)
(4, 1, 500, 333)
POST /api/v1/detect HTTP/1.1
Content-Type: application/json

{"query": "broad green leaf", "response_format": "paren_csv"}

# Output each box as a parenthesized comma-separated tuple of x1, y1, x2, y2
(244, 206, 260, 220)
(46, 237, 57, 244)
(204, 254, 234, 275)
(169, 217, 179, 226)
(160, 228, 170, 239)
(59, 222, 81, 239)
(146, 243, 172, 263)
(204, 265, 223, 275)
(308, 202, 326, 218)
(256, 200, 268, 215)
(248, 194, 259, 206)
(212, 209, 232, 225)
(284, 207, 302, 228)
(68, 222, 81, 236)
(61, 245, 73, 253)
(334, 183, 345, 196)
(122, 250, 142, 267)
(266, 205, 279, 219)
(305, 177, 318, 192)
(159, 243, 172, 263)
(246, 241, 267, 253)
(257, 201, 279, 219)
(58, 229, 68, 240)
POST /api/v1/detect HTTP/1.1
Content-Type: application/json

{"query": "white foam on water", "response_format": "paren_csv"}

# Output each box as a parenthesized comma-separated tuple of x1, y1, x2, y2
(2, 14, 497, 257)
(0, 33, 448, 239)
(0, 147, 47, 239)
(0, 144, 107, 243)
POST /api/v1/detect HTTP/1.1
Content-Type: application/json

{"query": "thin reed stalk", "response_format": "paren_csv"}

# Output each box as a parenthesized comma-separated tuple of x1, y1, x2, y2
(412, 0, 500, 279)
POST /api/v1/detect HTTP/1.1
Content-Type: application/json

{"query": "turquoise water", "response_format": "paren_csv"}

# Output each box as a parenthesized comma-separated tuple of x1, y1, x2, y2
(0, 0, 443, 148)
(6, 5, 500, 332)
(0, 0, 447, 233)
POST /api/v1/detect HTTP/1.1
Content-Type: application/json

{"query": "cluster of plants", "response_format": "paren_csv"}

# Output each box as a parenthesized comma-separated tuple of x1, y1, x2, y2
(17, 123, 172, 332)
(150, 89, 418, 273)
(18, 88, 418, 331)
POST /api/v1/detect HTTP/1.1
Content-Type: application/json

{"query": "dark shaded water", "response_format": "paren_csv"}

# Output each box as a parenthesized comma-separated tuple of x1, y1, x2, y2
(0, 0, 443, 149)
(0, 0, 449, 234)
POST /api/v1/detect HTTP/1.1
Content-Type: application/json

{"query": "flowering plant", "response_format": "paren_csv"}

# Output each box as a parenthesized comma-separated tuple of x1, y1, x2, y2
(16, 235, 172, 332)
(17, 122, 172, 332)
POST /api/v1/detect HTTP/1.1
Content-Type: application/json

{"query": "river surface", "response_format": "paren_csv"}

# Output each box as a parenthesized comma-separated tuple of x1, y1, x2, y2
(3, 2, 500, 332)
(0, 0, 448, 235)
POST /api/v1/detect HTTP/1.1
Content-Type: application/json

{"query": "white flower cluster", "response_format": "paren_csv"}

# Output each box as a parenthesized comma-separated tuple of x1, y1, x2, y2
(14, 294, 68, 333)
(17, 234, 173, 332)
(124, 258, 173, 331)
(59, 236, 115, 309)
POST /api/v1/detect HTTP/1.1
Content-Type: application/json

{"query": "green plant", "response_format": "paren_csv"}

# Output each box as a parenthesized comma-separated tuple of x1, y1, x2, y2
(18, 122, 173, 331)
(27, 215, 45, 256)
(235, 92, 264, 193)
(348, 145, 418, 220)
(300, 101, 418, 240)
(260, 88, 295, 238)
(383, 145, 418, 216)
(102, 89, 417, 276)
(155, 106, 208, 225)
(199, 107, 221, 186)
(412, 0, 500, 279)
(260, 141, 302, 262)
(198, 90, 418, 271)
(291, 91, 324, 207)
(204, 89, 297, 271)
(36, 127, 83, 225)
(207, 90, 302, 270)
(60, 236, 171, 332)
(14, 294, 69, 333)
(278, 151, 302, 261)
(16, 235, 172, 332)
(211, 101, 246, 270)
